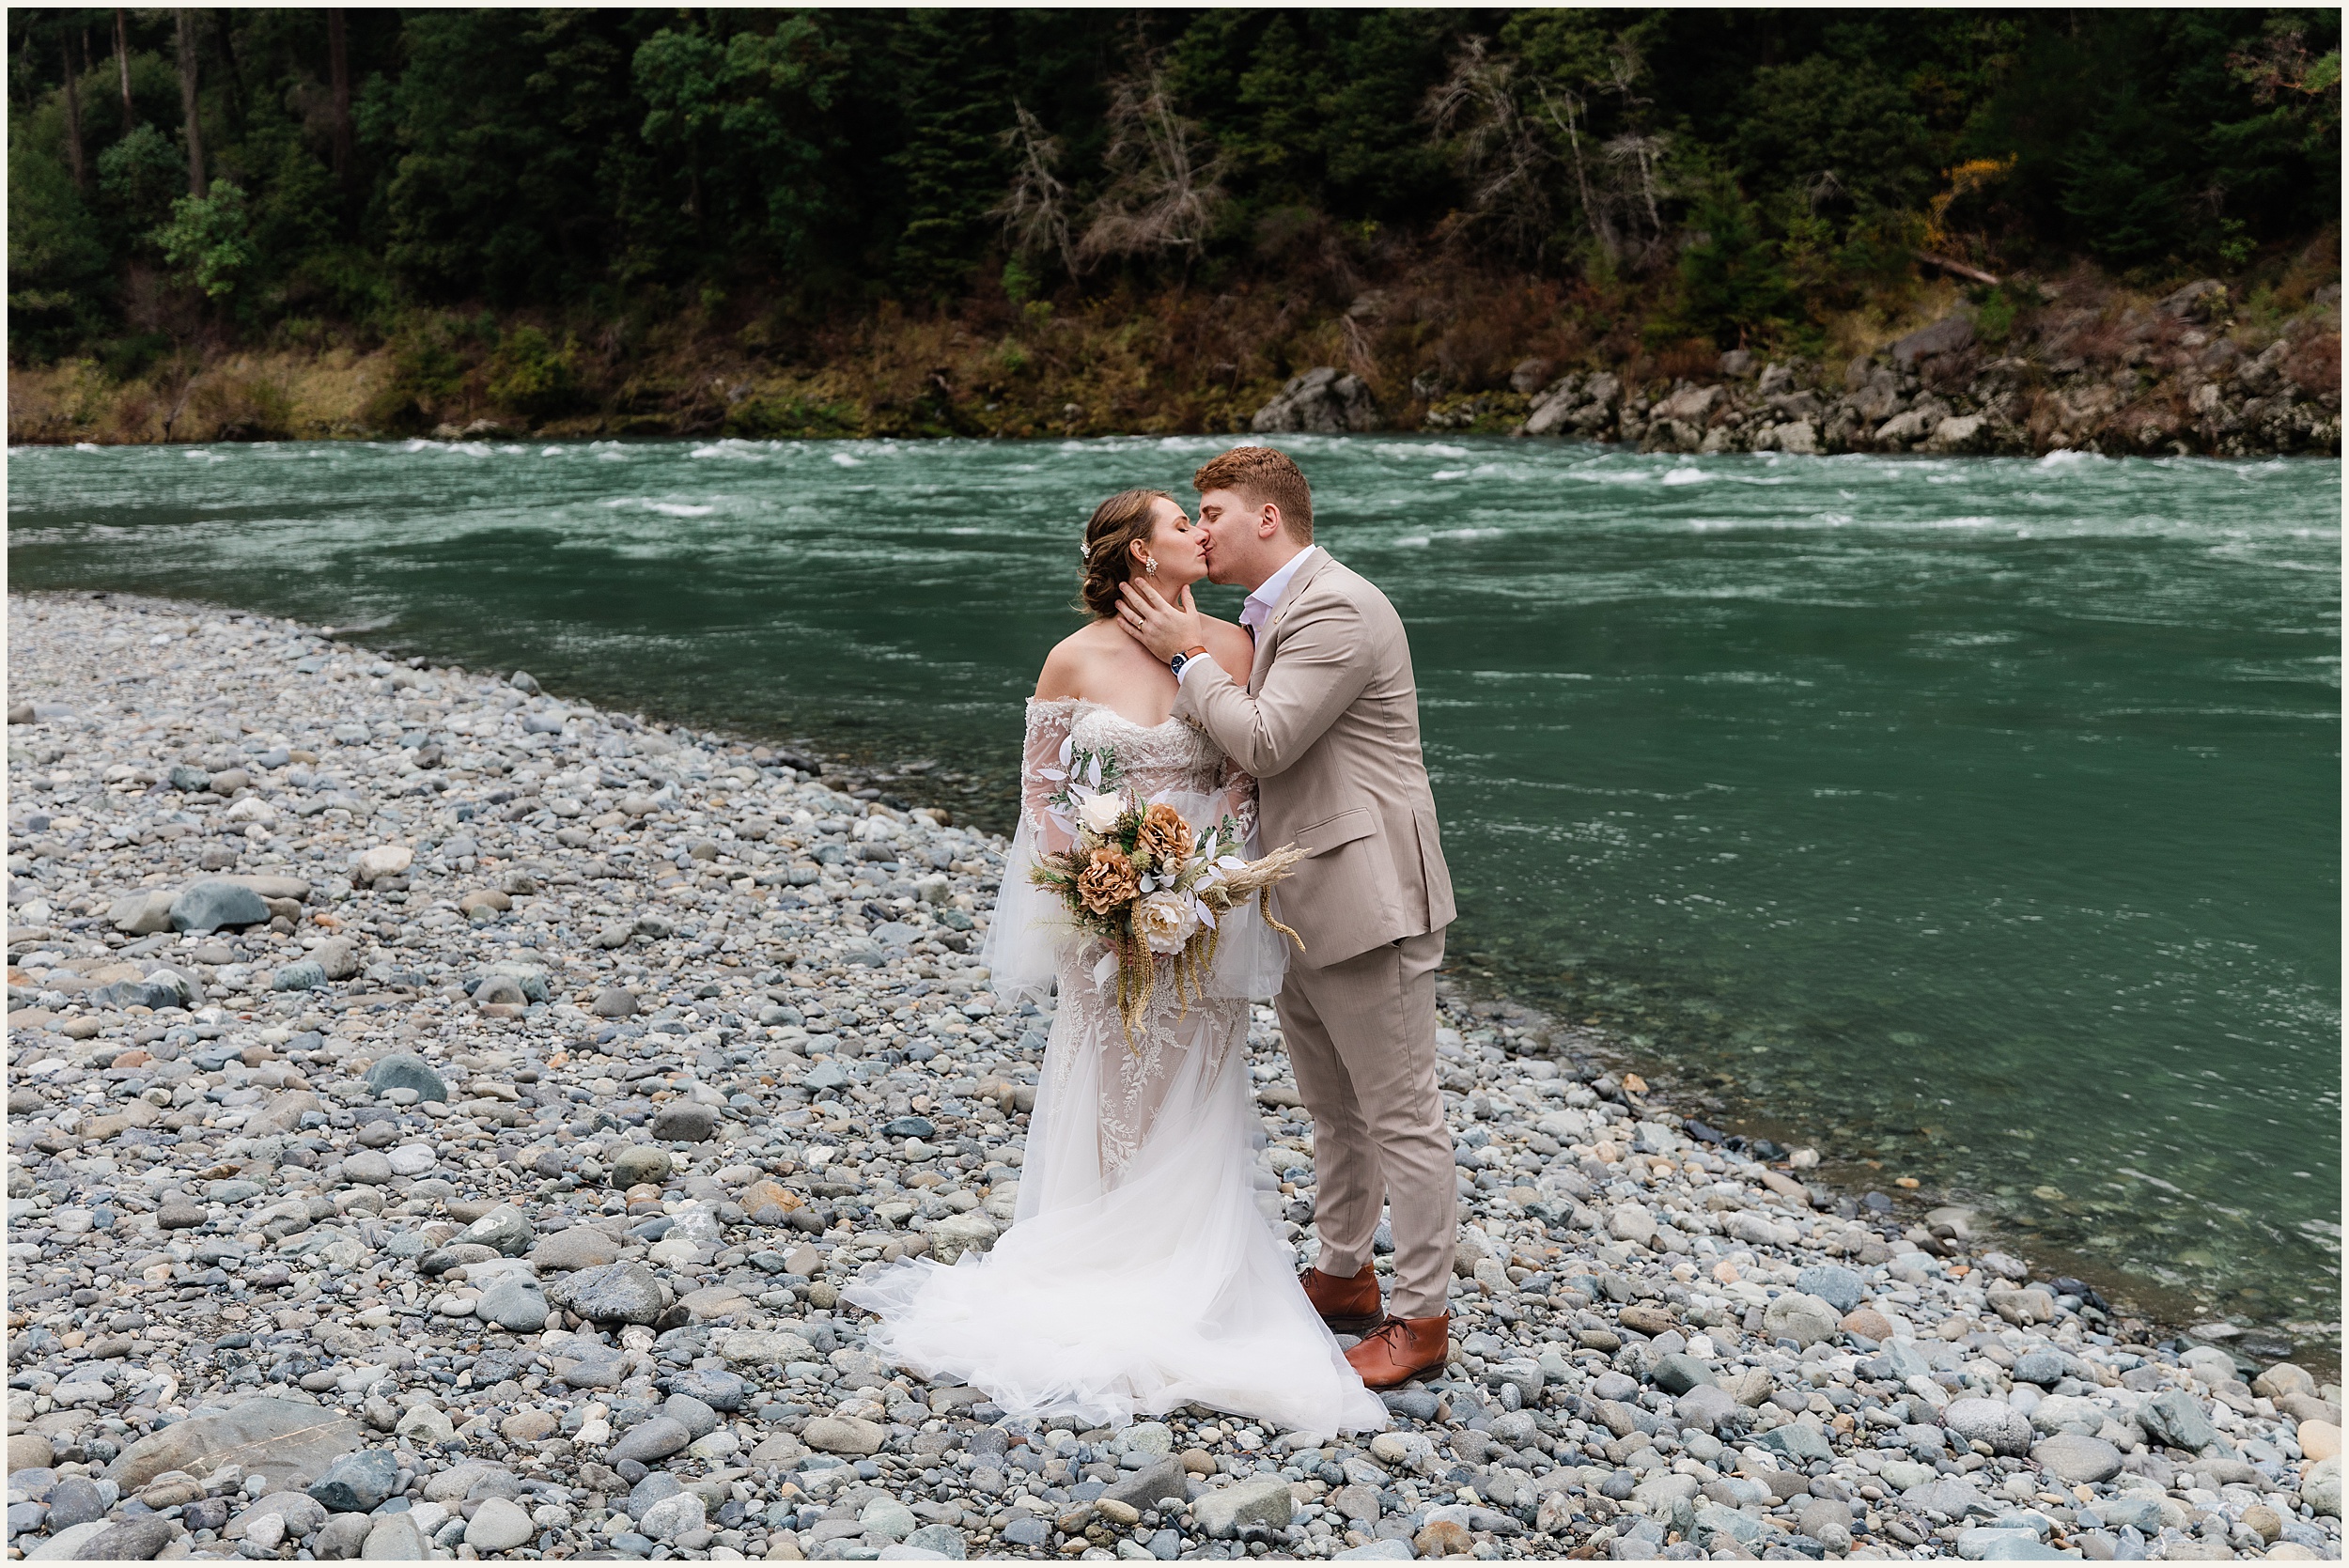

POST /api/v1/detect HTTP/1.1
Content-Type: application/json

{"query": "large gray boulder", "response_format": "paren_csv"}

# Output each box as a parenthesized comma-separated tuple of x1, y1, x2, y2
(1942, 1397, 2033, 1456)
(475, 1276, 552, 1331)
(1251, 367, 1378, 434)
(168, 878, 272, 934)
(1762, 1292, 1843, 1348)
(1674, 1384, 1744, 1433)
(1102, 1457, 1190, 1513)
(609, 1417, 691, 1466)
(364, 1053, 448, 1103)
(308, 1451, 399, 1513)
(1520, 370, 1621, 438)
(108, 1396, 362, 1492)
(2139, 1388, 2220, 1452)
(802, 1416, 887, 1455)
(2304, 1455, 2341, 1517)
(549, 1261, 670, 1324)
(1651, 1353, 1717, 1396)
(1794, 1264, 1866, 1314)
(108, 890, 177, 935)
(459, 1204, 535, 1257)
(2030, 1432, 2123, 1484)
(91, 972, 194, 1011)
(1890, 314, 1973, 366)
(75, 1515, 177, 1559)
(2156, 279, 2228, 320)
(926, 1211, 999, 1265)
(1192, 1475, 1295, 1539)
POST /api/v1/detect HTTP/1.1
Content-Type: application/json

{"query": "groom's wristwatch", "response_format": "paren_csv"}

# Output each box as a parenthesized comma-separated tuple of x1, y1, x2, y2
(1168, 644, 1210, 678)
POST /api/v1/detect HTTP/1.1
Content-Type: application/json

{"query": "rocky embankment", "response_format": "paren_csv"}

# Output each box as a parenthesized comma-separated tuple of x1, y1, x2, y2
(1250, 280, 2341, 458)
(5, 592, 2341, 1563)
(8, 273, 2337, 456)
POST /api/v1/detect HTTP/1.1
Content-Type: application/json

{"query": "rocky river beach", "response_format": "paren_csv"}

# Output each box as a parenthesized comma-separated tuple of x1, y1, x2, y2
(5, 591, 2341, 1563)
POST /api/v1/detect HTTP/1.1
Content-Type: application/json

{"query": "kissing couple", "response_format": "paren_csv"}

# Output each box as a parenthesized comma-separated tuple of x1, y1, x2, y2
(848, 445, 1456, 1438)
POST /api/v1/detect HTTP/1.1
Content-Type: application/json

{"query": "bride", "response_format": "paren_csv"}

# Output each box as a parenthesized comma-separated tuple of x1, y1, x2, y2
(845, 489, 1388, 1438)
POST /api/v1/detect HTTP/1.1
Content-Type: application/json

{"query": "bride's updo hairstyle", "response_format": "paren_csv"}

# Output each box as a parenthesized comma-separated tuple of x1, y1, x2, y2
(1077, 488, 1176, 619)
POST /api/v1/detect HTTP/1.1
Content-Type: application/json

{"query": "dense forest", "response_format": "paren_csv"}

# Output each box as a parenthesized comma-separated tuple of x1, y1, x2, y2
(7, 8, 2341, 443)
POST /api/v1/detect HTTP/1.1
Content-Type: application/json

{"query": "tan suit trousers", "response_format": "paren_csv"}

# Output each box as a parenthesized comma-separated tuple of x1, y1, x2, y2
(1277, 927, 1455, 1320)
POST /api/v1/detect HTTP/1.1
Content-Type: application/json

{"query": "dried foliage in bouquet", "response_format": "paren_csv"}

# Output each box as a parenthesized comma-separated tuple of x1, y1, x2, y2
(1029, 740, 1302, 1048)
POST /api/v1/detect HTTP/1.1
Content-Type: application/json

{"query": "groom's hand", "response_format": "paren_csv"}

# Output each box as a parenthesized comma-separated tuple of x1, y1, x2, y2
(1118, 580, 1206, 662)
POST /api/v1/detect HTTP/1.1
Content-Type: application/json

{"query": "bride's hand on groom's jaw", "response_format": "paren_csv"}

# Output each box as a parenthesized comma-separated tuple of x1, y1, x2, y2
(1117, 580, 1204, 661)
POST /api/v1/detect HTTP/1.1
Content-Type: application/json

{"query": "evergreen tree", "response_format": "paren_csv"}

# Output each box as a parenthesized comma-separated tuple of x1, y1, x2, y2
(0, 6, 2333, 359)
(888, 11, 1015, 298)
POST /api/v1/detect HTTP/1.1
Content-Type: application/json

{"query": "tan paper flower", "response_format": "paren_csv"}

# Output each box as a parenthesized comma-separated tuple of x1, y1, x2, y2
(1136, 802, 1194, 866)
(1076, 846, 1140, 914)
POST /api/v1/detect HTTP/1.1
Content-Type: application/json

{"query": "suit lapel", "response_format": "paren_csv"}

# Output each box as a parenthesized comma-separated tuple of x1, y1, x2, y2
(1249, 549, 1336, 692)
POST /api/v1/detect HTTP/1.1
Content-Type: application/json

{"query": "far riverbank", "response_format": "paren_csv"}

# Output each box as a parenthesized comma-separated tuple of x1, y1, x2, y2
(8, 266, 2339, 458)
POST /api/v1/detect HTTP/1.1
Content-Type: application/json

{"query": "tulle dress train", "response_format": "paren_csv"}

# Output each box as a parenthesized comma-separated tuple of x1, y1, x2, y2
(844, 700, 1386, 1437)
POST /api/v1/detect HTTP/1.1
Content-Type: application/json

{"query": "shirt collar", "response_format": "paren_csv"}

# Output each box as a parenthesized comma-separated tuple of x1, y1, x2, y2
(1240, 546, 1319, 631)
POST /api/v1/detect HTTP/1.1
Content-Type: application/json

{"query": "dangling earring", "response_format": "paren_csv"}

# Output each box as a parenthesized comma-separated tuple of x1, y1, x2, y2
(1143, 559, 1159, 577)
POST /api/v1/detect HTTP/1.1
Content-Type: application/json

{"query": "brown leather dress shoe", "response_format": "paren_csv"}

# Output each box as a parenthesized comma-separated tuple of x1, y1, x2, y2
(1345, 1312, 1451, 1389)
(1299, 1265, 1383, 1335)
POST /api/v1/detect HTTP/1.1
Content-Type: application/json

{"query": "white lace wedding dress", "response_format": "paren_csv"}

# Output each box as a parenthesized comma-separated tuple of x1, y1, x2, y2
(845, 699, 1387, 1437)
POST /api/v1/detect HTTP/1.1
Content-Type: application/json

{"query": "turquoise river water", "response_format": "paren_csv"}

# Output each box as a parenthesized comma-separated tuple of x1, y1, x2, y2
(8, 436, 2340, 1344)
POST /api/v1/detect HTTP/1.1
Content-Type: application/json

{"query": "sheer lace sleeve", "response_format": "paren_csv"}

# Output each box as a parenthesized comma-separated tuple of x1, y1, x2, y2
(1198, 752, 1286, 1001)
(1205, 754, 1260, 854)
(984, 700, 1082, 1003)
(1021, 699, 1081, 854)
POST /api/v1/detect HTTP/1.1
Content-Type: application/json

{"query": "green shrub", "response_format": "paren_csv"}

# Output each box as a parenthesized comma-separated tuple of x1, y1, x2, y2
(485, 325, 583, 417)
(94, 123, 184, 252)
(8, 103, 111, 361)
(723, 394, 860, 438)
(363, 321, 475, 431)
(1972, 287, 2018, 345)
(98, 333, 174, 381)
(1671, 178, 1796, 348)
(153, 182, 260, 303)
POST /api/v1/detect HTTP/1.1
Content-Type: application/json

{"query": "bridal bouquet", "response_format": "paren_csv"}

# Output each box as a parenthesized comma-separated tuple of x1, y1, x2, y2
(1030, 740, 1304, 1047)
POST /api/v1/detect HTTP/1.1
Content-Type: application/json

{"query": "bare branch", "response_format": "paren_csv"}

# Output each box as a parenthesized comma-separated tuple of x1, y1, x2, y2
(1604, 37, 1650, 110)
(1602, 132, 1672, 263)
(993, 103, 1079, 278)
(1077, 68, 1225, 268)
(1425, 39, 1554, 263)
(1532, 81, 1612, 256)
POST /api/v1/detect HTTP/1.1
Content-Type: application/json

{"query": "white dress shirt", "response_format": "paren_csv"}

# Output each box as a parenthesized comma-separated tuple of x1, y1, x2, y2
(1180, 546, 1319, 683)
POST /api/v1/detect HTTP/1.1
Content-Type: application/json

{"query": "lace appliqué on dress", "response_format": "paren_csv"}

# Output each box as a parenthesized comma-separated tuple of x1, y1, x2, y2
(1027, 699, 1253, 1177)
(842, 697, 1383, 1438)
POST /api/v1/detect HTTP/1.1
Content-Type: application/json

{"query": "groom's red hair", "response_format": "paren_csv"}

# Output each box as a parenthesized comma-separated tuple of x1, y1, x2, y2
(1193, 446, 1313, 542)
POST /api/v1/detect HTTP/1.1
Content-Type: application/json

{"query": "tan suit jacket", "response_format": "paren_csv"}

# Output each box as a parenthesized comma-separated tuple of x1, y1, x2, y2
(1177, 551, 1455, 968)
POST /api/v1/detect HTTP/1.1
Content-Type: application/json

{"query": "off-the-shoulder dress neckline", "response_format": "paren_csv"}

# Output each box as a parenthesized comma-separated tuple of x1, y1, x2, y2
(1026, 694, 1187, 733)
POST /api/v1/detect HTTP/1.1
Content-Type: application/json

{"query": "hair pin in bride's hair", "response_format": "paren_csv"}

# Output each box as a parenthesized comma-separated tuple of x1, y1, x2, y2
(1080, 540, 1095, 562)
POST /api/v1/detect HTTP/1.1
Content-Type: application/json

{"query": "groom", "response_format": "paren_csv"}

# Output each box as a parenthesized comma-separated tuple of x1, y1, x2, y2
(1119, 445, 1457, 1388)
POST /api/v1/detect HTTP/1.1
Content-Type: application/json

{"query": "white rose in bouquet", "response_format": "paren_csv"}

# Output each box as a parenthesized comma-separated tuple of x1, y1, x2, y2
(1078, 792, 1127, 835)
(1132, 890, 1202, 955)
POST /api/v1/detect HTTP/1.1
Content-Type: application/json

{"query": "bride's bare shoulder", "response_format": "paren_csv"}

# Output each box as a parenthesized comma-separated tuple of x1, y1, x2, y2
(1197, 614, 1253, 682)
(1034, 619, 1120, 699)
